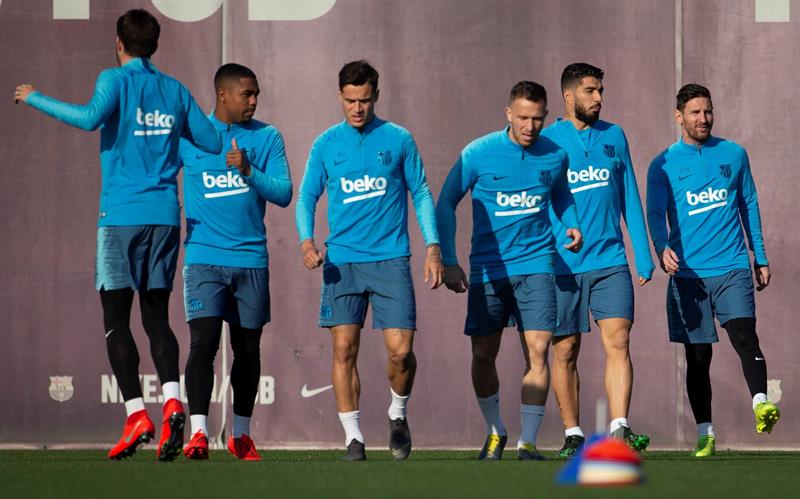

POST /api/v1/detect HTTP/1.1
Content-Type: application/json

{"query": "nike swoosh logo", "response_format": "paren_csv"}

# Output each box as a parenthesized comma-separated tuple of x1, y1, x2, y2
(755, 357, 765, 361)
(301, 384, 333, 398)
(105, 329, 114, 338)
(334, 158, 347, 165)
(123, 428, 136, 443)
(678, 174, 691, 180)
(493, 175, 508, 180)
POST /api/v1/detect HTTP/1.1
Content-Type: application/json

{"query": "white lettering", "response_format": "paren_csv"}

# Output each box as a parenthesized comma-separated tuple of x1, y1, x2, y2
(686, 187, 728, 206)
(101, 374, 120, 404)
(256, 376, 275, 405)
(567, 166, 610, 184)
(496, 191, 542, 209)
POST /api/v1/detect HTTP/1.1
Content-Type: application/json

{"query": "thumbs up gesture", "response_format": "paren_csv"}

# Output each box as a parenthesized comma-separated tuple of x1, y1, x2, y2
(226, 138, 251, 176)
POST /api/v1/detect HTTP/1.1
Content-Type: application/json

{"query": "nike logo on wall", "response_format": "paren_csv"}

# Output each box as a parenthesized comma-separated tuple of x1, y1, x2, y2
(301, 384, 334, 398)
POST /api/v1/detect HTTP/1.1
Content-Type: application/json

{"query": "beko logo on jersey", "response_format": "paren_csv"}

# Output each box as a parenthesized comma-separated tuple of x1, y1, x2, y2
(340, 176, 387, 204)
(686, 188, 728, 216)
(495, 191, 542, 217)
(202, 171, 250, 199)
(567, 166, 609, 193)
(134, 107, 175, 137)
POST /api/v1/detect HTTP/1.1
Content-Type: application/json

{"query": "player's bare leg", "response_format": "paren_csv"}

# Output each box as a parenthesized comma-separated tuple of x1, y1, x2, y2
(331, 324, 365, 460)
(384, 328, 415, 460)
(551, 334, 581, 428)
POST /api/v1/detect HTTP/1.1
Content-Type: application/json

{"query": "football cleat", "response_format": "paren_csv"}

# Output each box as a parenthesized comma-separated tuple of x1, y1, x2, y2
(691, 435, 716, 457)
(343, 438, 366, 461)
(183, 430, 209, 460)
(157, 398, 185, 461)
(610, 425, 650, 452)
(558, 434, 586, 458)
(227, 434, 262, 461)
(517, 442, 546, 461)
(108, 410, 155, 460)
(389, 418, 412, 461)
(477, 433, 507, 461)
(754, 402, 780, 434)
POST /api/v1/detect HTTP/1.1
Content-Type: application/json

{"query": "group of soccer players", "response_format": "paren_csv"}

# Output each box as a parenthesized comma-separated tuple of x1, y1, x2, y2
(14, 9, 780, 462)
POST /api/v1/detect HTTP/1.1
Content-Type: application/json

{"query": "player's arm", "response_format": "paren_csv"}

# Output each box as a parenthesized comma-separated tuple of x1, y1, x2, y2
(435, 153, 473, 293)
(618, 133, 654, 285)
(646, 158, 679, 275)
(295, 137, 327, 269)
(736, 150, 770, 290)
(228, 132, 292, 207)
(181, 90, 222, 155)
(401, 135, 444, 289)
(550, 157, 583, 253)
(15, 71, 119, 131)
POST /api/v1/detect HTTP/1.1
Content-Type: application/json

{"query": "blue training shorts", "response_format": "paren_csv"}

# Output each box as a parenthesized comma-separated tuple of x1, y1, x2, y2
(666, 269, 755, 344)
(319, 257, 416, 330)
(95, 225, 180, 291)
(554, 264, 634, 336)
(183, 264, 270, 329)
(465, 273, 556, 335)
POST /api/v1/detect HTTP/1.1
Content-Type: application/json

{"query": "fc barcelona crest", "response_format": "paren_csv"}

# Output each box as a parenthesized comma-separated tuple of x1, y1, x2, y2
(377, 150, 392, 166)
(719, 164, 731, 178)
(49, 376, 74, 403)
(539, 170, 552, 185)
(603, 144, 615, 158)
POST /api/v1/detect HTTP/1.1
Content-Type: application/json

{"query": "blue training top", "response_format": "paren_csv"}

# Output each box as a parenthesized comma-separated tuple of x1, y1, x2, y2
(295, 117, 439, 264)
(180, 113, 292, 268)
(647, 136, 768, 278)
(543, 119, 653, 279)
(26, 58, 222, 227)
(436, 128, 581, 282)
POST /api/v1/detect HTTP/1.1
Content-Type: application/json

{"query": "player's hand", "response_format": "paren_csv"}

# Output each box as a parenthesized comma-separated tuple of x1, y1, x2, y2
(14, 83, 35, 104)
(301, 239, 324, 269)
(444, 265, 469, 293)
(563, 228, 583, 253)
(638, 276, 650, 286)
(755, 265, 770, 291)
(226, 138, 251, 177)
(658, 247, 680, 275)
(423, 244, 444, 289)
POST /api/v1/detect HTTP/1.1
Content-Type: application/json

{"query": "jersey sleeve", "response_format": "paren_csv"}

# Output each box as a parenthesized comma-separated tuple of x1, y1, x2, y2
(736, 149, 768, 266)
(550, 153, 581, 231)
(181, 89, 222, 154)
(435, 151, 476, 266)
(295, 135, 328, 243)
(402, 134, 439, 246)
(618, 133, 654, 279)
(646, 156, 670, 255)
(244, 130, 292, 208)
(25, 70, 120, 131)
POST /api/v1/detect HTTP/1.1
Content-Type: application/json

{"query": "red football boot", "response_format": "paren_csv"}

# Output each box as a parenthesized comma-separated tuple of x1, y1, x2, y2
(108, 410, 155, 460)
(183, 430, 209, 460)
(157, 398, 185, 461)
(227, 434, 262, 461)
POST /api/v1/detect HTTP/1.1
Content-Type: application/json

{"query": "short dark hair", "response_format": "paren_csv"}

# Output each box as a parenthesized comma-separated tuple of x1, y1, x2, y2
(214, 63, 257, 89)
(560, 63, 604, 90)
(116, 9, 160, 58)
(338, 60, 379, 91)
(676, 83, 712, 111)
(509, 81, 547, 104)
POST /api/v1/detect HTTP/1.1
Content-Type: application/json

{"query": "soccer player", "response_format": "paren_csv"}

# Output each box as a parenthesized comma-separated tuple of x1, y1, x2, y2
(647, 84, 779, 457)
(436, 81, 583, 461)
(295, 60, 442, 461)
(179, 64, 292, 461)
(14, 9, 221, 460)
(541, 63, 654, 457)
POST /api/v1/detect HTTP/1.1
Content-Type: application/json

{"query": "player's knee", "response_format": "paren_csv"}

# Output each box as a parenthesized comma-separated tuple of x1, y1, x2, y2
(552, 338, 579, 365)
(332, 342, 359, 366)
(387, 348, 415, 369)
(471, 344, 498, 366)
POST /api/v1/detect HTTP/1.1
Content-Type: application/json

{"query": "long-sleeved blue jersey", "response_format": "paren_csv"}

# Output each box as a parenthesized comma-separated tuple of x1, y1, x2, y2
(26, 58, 222, 227)
(543, 119, 653, 279)
(436, 129, 580, 282)
(180, 114, 292, 268)
(295, 117, 438, 264)
(647, 136, 768, 278)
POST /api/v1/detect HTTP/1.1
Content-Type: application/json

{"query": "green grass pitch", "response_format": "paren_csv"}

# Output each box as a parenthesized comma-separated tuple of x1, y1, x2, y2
(2, 449, 798, 498)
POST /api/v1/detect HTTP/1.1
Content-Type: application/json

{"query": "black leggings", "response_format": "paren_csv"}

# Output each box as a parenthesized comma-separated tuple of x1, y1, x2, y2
(684, 317, 767, 424)
(101, 288, 179, 401)
(184, 317, 263, 417)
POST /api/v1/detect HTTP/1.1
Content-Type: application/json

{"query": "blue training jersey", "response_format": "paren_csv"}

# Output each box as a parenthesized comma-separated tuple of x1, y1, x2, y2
(295, 117, 439, 264)
(646, 136, 768, 278)
(543, 119, 654, 279)
(436, 128, 581, 282)
(180, 114, 292, 268)
(26, 58, 222, 227)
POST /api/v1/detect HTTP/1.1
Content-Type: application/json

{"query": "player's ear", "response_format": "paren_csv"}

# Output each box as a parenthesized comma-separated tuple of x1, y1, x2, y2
(372, 88, 380, 103)
(505, 106, 513, 123)
(674, 108, 683, 125)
